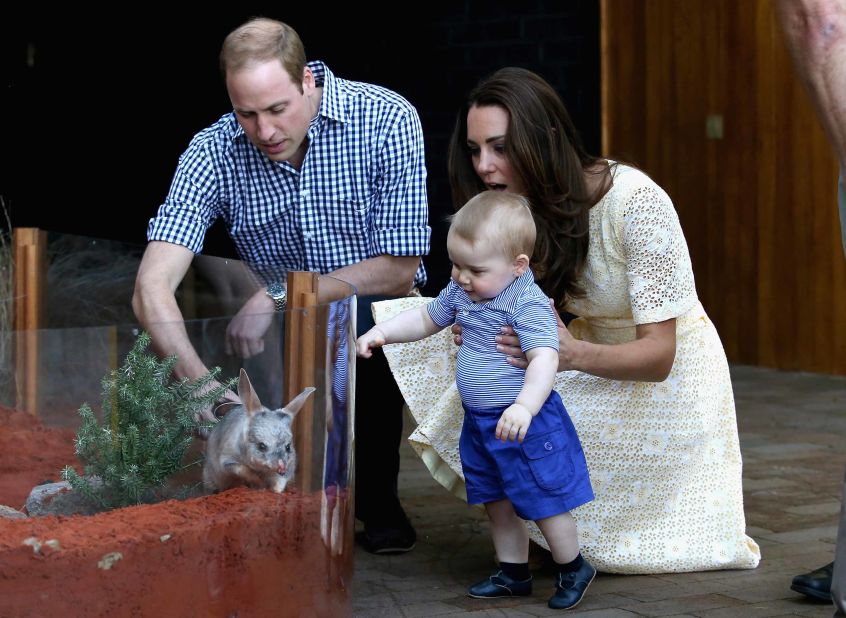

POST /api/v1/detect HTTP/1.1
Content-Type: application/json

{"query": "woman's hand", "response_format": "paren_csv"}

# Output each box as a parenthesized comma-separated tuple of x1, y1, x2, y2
(455, 320, 556, 371)
(497, 299, 582, 372)
(495, 326, 528, 368)
(554, 310, 581, 372)
(494, 297, 676, 380)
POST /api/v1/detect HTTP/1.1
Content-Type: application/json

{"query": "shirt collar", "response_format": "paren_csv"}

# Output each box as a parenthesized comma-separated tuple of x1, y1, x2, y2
(455, 269, 538, 313)
(308, 60, 346, 124)
(485, 269, 539, 313)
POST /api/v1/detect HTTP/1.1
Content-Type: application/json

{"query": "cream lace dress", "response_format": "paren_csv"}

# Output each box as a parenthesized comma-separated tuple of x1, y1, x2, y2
(372, 164, 761, 574)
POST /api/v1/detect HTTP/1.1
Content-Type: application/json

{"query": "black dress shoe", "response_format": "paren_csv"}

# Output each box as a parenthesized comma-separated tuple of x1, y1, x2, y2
(355, 521, 416, 555)
(791, 561, 834, 603)
(468, 570, 533, 598)
(548, 559, 596, 610)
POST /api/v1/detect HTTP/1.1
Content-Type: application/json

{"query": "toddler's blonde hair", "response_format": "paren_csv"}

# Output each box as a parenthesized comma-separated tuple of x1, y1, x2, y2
(448, 191, 536, 259)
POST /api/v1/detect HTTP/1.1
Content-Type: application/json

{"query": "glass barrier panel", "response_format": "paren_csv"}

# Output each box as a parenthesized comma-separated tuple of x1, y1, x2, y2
(0, 231, 356, 617)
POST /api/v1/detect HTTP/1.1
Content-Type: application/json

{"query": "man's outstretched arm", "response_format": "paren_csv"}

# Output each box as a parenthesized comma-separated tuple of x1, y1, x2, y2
(132, 240, 214, 382)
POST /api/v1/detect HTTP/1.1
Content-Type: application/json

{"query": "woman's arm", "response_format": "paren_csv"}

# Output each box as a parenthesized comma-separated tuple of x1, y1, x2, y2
(556, 318, 676, 381)
(496, 313, 677, 382)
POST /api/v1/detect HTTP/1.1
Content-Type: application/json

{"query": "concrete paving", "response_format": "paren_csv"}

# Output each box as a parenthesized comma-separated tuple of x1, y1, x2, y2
(352, 364, 846, 617)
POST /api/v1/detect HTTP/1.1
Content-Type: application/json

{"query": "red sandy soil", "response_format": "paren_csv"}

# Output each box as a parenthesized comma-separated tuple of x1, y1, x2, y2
(0, 405, 78, 510)
(0, 406, 353, 618)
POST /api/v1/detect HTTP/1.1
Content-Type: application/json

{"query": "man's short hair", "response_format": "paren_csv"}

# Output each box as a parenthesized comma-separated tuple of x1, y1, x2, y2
(220, 17, 306, 91)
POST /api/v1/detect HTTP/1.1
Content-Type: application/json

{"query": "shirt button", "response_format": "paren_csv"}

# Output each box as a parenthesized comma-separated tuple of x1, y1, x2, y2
(300, 189, 310, 197)
(544, 441, 553, 451)
(303, 231, 314, 240)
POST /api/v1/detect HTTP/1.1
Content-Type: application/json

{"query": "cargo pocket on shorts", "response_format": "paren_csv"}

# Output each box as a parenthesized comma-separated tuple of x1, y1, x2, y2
(521, 429, 574, 490)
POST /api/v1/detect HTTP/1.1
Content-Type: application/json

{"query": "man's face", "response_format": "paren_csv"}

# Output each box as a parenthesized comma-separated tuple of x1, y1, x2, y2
(227, 60, 316, 166)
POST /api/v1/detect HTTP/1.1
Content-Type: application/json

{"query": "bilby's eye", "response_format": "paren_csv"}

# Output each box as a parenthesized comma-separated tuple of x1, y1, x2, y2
(285, 443, 292, 453)
(257, 442, 268, 452)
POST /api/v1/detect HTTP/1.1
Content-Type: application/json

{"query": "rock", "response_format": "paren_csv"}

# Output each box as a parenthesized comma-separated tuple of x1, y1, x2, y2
(23, 477, 205, 517)
(21, 537, 62, 556)
(24, 480, 104, 517)
(0, 505, 27, 519)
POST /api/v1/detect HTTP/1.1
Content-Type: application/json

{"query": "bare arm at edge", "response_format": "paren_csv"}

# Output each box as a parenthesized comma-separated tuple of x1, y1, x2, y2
(776, 0, 846, 169)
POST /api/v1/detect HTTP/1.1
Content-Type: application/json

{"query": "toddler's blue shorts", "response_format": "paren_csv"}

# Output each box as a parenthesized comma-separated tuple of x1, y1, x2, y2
(460, 390, 594, 521)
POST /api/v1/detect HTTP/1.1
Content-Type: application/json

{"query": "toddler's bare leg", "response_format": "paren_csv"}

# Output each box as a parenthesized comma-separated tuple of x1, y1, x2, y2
(536, 511, 579, 564)
(484, 499, 529, 563)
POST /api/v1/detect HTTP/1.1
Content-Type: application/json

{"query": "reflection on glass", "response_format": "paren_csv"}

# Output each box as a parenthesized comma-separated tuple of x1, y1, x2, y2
(0, 232, 356, 617)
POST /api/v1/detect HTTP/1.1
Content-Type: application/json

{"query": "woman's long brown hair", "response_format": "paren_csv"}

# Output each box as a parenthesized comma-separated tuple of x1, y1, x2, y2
(447, 67, 612, 311)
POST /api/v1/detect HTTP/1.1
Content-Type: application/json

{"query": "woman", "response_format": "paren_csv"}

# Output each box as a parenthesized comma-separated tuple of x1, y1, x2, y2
(373, 67, 760, 574)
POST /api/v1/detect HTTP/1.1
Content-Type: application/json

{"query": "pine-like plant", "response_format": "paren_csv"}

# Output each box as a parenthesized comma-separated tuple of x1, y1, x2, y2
(62, 331, 236, 508)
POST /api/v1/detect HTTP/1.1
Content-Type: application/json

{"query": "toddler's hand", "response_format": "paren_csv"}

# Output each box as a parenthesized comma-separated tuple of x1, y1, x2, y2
(355, 327, 386, 358)
(495, 403, 533, 442)
(451, 323, 463, 346)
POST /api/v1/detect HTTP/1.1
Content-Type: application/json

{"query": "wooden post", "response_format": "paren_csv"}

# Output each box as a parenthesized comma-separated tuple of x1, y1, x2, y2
(12, 228, 47, 416)
(284, 271, 319, 491)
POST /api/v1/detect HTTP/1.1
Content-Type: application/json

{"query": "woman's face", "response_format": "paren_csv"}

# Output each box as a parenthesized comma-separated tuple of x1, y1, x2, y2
(466, 104, 526, 196)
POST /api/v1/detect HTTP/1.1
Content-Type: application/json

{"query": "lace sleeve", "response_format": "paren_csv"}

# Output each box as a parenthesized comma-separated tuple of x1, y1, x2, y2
(619, 183, 698, 324)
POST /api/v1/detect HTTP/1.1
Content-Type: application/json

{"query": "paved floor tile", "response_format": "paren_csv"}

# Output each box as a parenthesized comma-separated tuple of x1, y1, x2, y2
(352, 365, 846, 616)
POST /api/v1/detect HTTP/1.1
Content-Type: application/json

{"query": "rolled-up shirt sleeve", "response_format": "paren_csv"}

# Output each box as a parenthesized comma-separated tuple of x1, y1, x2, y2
(369, 105, 430, 260)
(146, 142, 221, 254)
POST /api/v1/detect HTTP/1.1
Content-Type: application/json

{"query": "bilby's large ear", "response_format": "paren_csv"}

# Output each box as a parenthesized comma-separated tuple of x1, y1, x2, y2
(238, 368, 263, 416)
(284, 386, 316, 418)
(213, 400, 241, 419)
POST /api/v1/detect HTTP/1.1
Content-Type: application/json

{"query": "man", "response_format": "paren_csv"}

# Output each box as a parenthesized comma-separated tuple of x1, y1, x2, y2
(132, 17, 430, 554)
(776, 0, 846, 611)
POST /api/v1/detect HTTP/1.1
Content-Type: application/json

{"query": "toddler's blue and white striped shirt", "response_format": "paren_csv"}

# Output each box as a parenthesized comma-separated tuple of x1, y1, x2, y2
(427, 270, 558, 408)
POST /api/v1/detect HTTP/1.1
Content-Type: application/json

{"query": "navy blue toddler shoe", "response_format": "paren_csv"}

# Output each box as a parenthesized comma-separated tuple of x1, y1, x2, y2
(548, 559, 596, 609)
(468, 570, 533, 598)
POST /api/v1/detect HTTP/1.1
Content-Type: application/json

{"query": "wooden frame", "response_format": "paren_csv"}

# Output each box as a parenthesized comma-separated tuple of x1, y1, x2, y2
(12, 228, 46, 415)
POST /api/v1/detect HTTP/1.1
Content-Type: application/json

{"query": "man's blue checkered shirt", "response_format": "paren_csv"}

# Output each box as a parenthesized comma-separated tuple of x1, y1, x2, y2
(147, 61, 430, 287)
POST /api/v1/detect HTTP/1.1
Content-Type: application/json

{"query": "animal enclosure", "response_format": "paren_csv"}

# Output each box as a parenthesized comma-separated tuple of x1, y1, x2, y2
(0, 230, 357, 617)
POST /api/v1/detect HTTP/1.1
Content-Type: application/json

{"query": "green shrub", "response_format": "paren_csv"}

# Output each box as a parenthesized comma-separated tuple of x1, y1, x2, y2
(62, 331, 236, 508)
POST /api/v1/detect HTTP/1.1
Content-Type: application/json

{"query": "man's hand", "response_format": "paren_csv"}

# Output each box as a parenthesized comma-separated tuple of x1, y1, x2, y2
(225, 288, 276, 357)
(194, 383, 241, 438)
(495, 403, 533, 442)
